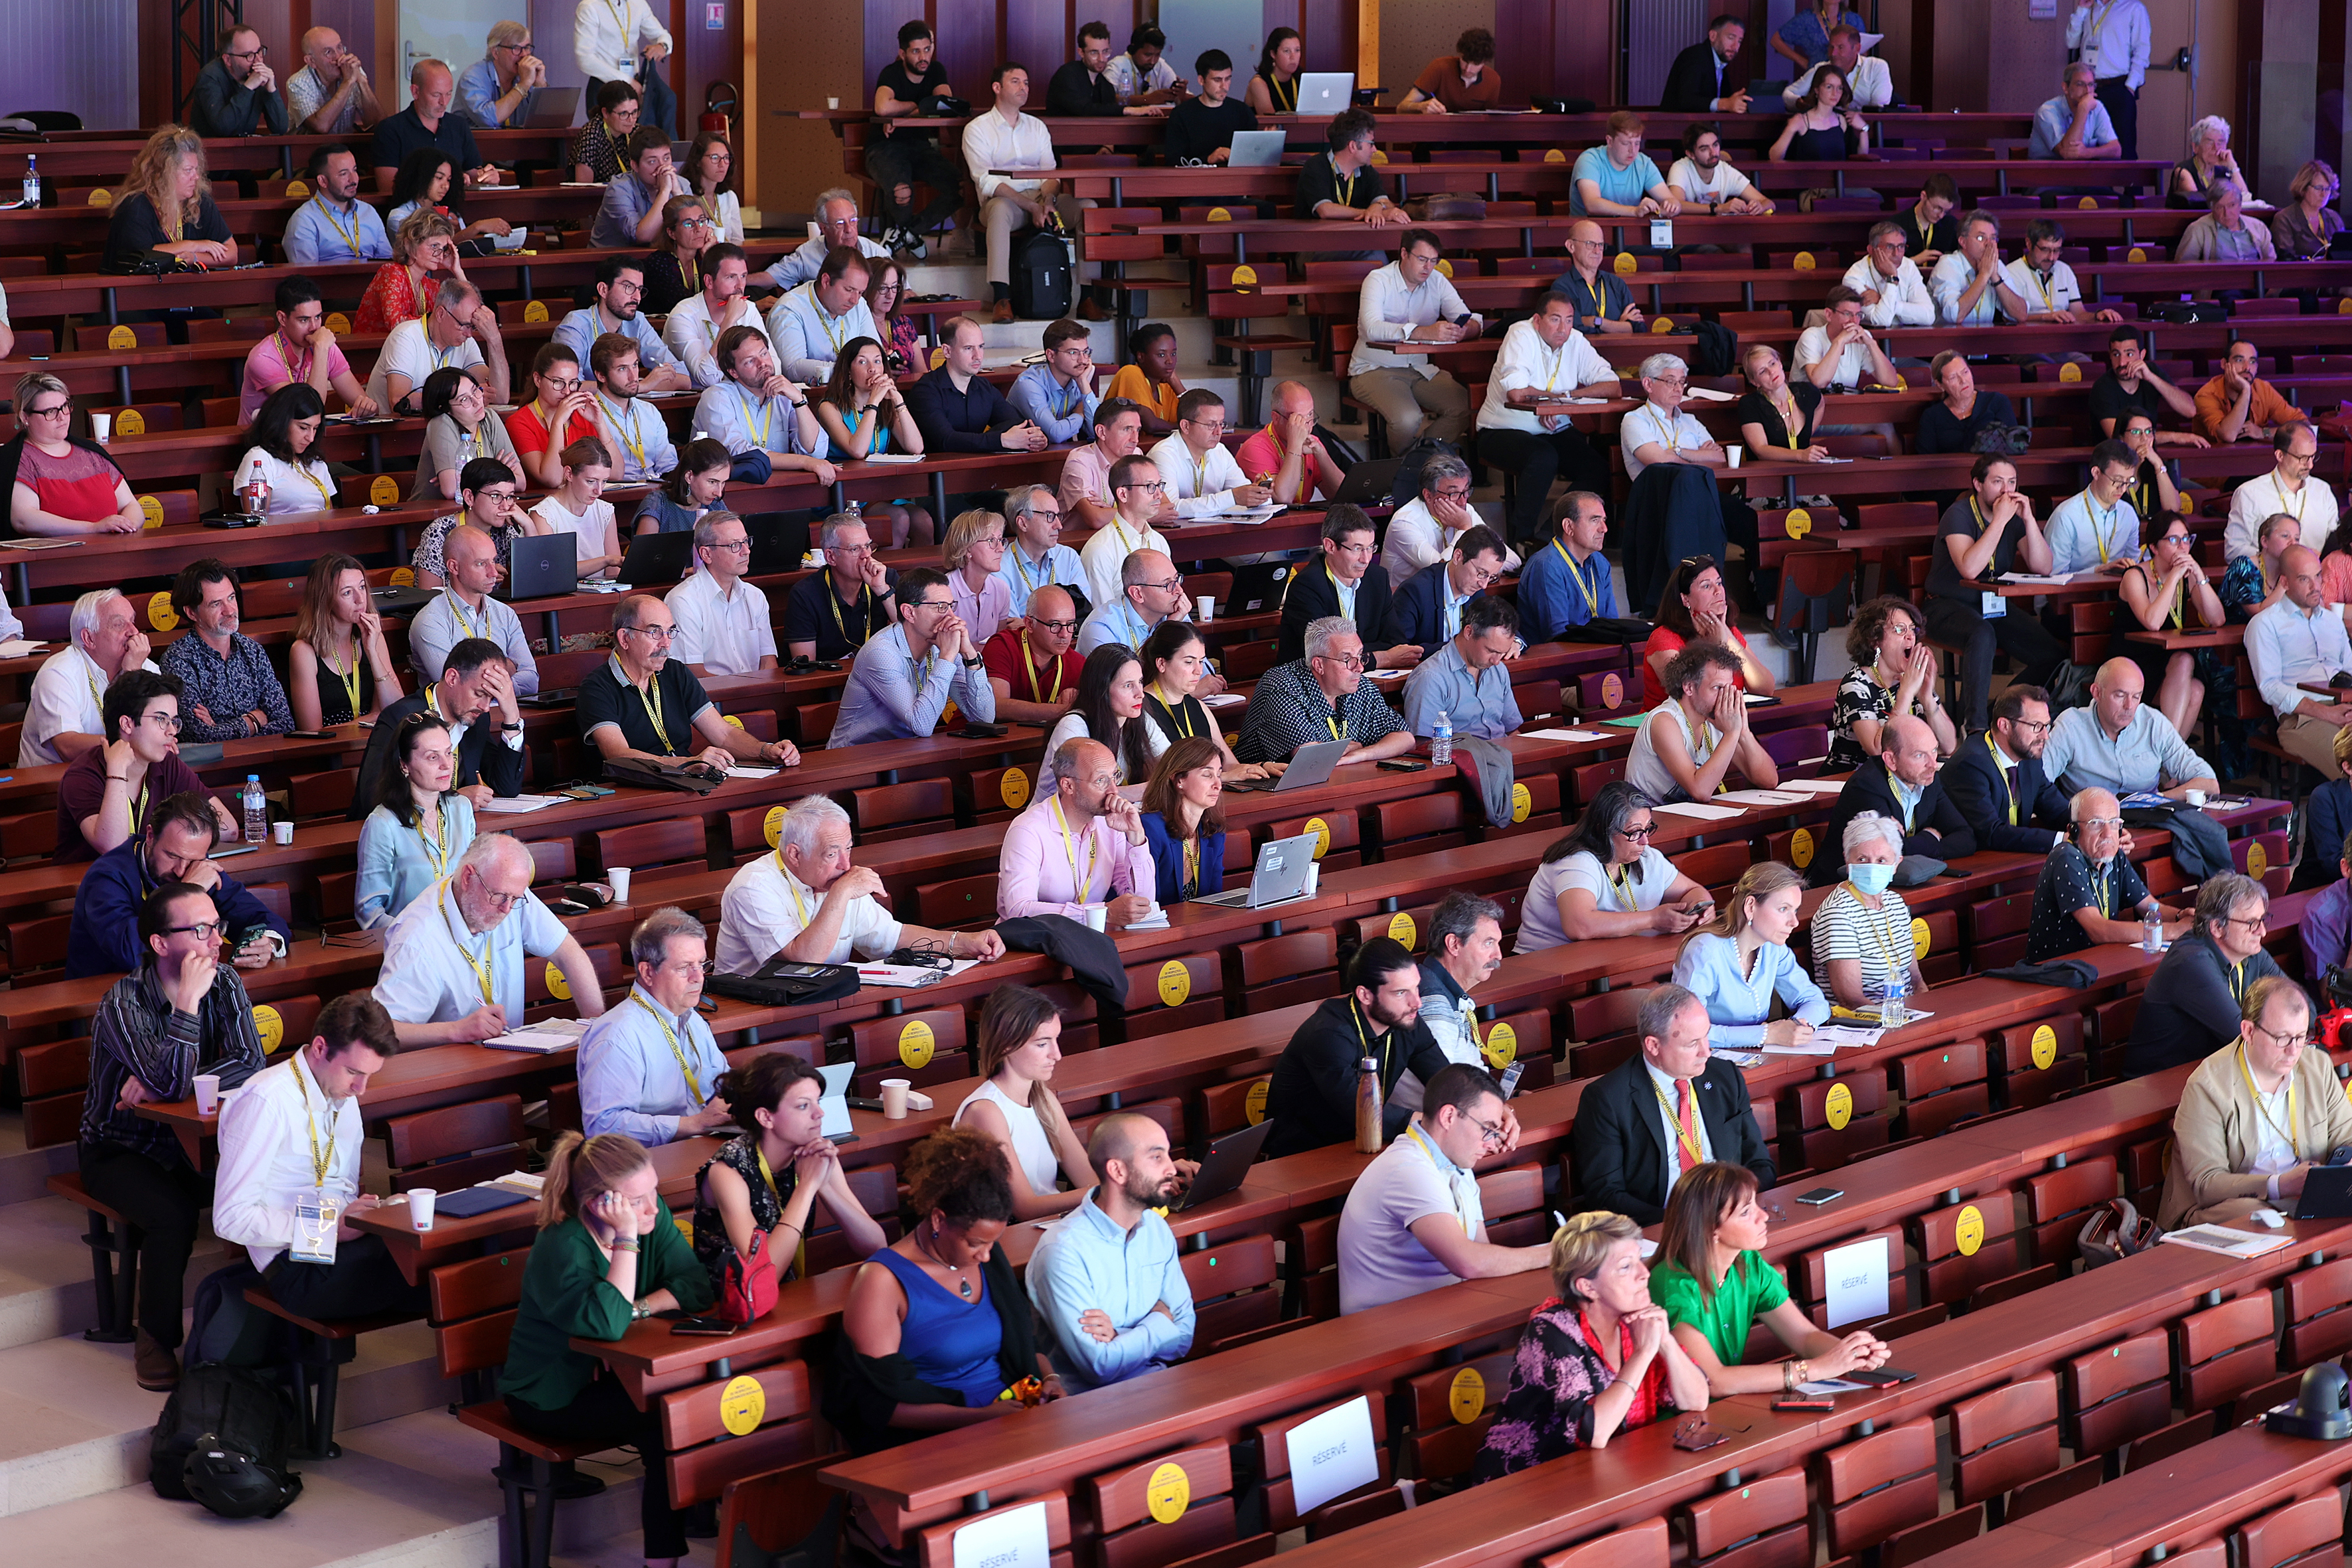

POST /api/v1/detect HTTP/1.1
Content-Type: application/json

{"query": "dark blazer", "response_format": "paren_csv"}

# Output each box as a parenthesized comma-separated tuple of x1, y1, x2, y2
(1389, 562, 1481, 656)
(68, 835, 289, 979)
(1571, 1054, 1776, 1226)
(1941, 731, 2070, 856)
(1659, 41, 1742, 113)
(1814, 758, 1978, 884)
(1277, 556, 1406, 662)
(347, 690, 523, 821)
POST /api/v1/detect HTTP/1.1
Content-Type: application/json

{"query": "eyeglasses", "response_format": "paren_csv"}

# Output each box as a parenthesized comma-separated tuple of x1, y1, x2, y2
(1312, 651, 1366, 669)
(1121, 481, 1168, 495)
(621, 623, 676, 643)
(24, 401, 70, 418)
(224, 43, 268, 61)
(1182, 417, 1227, 433)
(1430, 486, 1472, 503)
(1618, 823, 1657, 839)
(663, 959, 717, 977)
(1469, 1113, 1509, 1150)
(478, 886, 525, 910)
(166, 921, 227, 940)
(472, 490, 519, 506)
(913, 597, 956, 611)
(2078, 816, 2126, 830)
(142, 711, 183, 732)
(708, 537, 752, 552)
(2008, 716, 2053, 734)
(2254, 1022, 2312, 1050)
(2221, 912, 2270, 932)
(1141, 578, 1184, 594)
(1030, 617, 1077, 633)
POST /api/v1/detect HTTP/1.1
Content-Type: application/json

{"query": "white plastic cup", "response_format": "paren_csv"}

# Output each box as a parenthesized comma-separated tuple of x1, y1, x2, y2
(1197, 595, 1215, 623)
(408, 1188, 437, 1231)
(827, 96, 840, 110)
(1085, 905, 1107, 932)
(1304, 863, 1320, 898)
(2186, 789, 2207, 807)
(880, 1078, 911, 1119)
(609, 866, 632, 902)
(272, 820, 293, 845)
(1725, 445, 1743, 470)
(89, 412, 111, 445)
(193, 1073, 221, 1117)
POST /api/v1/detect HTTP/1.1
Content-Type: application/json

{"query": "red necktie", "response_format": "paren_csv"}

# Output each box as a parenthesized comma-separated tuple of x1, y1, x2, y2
(1674, 1079, 1699, 1173)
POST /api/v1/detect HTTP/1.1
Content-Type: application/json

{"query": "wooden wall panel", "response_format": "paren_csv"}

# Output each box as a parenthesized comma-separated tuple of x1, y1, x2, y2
(932, 0, 1000, 104)
(1494, 0, 1616, 108)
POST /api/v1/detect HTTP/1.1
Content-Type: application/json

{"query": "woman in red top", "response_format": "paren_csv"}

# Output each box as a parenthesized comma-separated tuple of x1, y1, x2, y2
(355, 208, 466, 335)
(1640, 556, 1776, 707)
(3, 373, 143, 537)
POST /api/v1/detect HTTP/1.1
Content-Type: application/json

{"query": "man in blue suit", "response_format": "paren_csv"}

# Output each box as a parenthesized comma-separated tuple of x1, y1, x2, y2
(1938, 684, 2072, 856)
(69, 792, 289, 979)
(1391, 523, 1511, 653)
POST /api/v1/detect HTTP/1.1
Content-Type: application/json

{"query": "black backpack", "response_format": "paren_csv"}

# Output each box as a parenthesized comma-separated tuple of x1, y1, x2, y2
(1387, 437, 1464, 508)
(151, 1363, 303, 1518)
(1009, 228, 1073, 321)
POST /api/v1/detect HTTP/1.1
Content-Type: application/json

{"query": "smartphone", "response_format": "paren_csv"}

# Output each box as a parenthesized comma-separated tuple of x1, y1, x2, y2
(1772, 1398, 1838, 1412)
(1496, 1061, 1524, 1099)
(1795, 1187, 1845, 1206)
(1845, 1368, 1917, 1385)
(846, 1095, 886, 1113)
(283, 730, 331, 740)
(669, 1315, 740, 1337)
(1376, 758, 1430, 773)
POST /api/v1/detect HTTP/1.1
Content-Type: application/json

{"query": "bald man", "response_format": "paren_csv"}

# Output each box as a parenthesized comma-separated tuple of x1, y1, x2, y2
(999, 737, 1156, 924)
(1079, 548, 1189, 654)
(1818, 712, 1975, 884)
(373, 833, 606, 1046)
(985, 583, 1085, 722)
(2043, 657, 2219, 800)
(1026, 1111, 1197, 1391)
(408, 523, 540, 696)
(1232, 382, 1346, 505)
(1549, 219, 1642, 334)
(371, 58, 493, 194)
(2027, 787, 2189, 961)
(2247, 544, 2352, 775)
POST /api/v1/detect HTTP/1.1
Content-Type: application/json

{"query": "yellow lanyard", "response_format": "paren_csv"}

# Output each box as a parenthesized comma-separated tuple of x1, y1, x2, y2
(1051, 797, 1099, 900)
(1986, 734, 2019, 826)
(825, 570, 876, 647)
(1843, 884, 1908, 978)
(529, 398, 570, 445)
(1650, 406, 1685, 455)
(1024, 639, 1064, 705)
(82, 650, 107, 714)
(2079, 488, 2124, 564)
(1181, 836, 1200, 897)
(1607, 862, 1641, 912)
(326, 647, 360, 720)
(275, 331, 313, 386)
(633, 992, 704, 1107)
(1331, 156, 1358, 209)
(446, 590, 483, 641)
(295, 459, 334, 507)
(441, 888, 495, 1006)
(2278, 475, 2309, 524)
(414, 807, 452, 883)
(773, 849, 813, 927)
(1553, 538, 1600, 613)
(1649, 1075, 1708, 1168)
(1676, 703, 1721, 773)
(611, 655, 674, 753)
(2237, 1044, 2298, 1149)
(312, 196, 362, 256)
(1190, 447, 1212, 497)
(2227, 959, 2248, 1008)
(1352, 998, 1393, 1079)
(597, 394, 649, 473)
(292, 1051, 336, 1187)
(1150, 684, 1195, 738)
(736, 384, 774, 451)
(813, 298, 851, 356)
(1009, 546, 1046, 597)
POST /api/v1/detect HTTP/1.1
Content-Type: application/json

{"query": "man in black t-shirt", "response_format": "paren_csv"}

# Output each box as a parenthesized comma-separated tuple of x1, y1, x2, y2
(1297, 108, 1403, 227)
(1893, 173, 1960, 266)
(1922, 453, 2067, 730)
(581, 595, 799, 765)
(1050, 21, 1168, 119)
(1164, 50, 1259, 166)
(867, 21, 961, 255)
(783, 513, 900, 663)
(2088, 324, 2203, 441)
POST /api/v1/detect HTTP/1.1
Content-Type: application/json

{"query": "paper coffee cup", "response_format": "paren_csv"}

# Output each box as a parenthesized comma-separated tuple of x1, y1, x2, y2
(1085, 904, 1107, 932)
(827, 97, 840, 110)
(272, 820, 293, 845)
(1197, 595, 1215, 623)
(1725, 445, 1743, 469)
(408, 1188, 437, 1231)
(90, 412, 111, 444)
(609, 866, 632, 902)
(880, 1078, 911, 1119)
(193, 1073, 221, 1117)
(2185, 789, 2207, 807)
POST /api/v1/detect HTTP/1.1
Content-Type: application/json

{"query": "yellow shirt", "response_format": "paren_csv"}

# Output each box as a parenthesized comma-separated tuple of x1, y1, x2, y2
(1107, 364, 1182, 424)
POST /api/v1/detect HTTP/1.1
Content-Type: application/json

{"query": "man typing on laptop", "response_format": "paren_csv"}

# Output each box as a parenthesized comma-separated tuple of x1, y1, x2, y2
(2157, 975, 2352, 1228)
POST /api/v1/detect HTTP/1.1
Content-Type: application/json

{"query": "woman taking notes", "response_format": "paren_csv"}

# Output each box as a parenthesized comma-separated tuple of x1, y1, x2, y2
(1672, 862, 1829, 1048)
(953, 986, 1095, 1220)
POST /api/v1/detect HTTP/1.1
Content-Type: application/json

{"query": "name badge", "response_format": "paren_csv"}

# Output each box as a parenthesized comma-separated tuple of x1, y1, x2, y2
(1650, 219, 1675, 249)
(1982, 589, 2007, 619)
(290, 1188, 341, 1265)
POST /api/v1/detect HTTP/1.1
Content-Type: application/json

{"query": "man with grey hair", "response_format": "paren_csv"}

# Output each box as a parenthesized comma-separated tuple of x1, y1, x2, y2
(994, 484, 1086, 617)
(667, 510, 777, 676)
(1840, 221, 1935, 328)
(583, 593, 799, 767)
(1079, 547, 1190, 655)
(785, 512, 899, 662)
(716, 795, 1006, 975)
(1571, 980, 1776, 1225)
(20, 588, 145, 765)
(1235, 616, 1413, 765)
(1380, 451, 1522, 581)
(2029, 60, 2122, 161)
(1928, 210, 2027, 327)
(1623, 353, 1727, 479)
(373, 832, 606, 1047)
(2122, 872, 2290, 1077)
(1402, 891, 1529, 1126)
(580, 906, 733, 1144)
(2025, 785, 2189, 963)
(765, 188, 894, 291)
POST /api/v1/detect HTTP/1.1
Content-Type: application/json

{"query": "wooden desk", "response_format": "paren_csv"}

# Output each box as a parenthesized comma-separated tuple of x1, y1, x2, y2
(2126, 626, 2245, 650)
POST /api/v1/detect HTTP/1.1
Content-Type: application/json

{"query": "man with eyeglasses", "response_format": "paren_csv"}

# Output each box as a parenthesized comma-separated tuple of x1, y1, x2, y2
(55, 670, 236, 862)
(459, 21, 546, 131)
(366, 275, 509, 415)
(985, 584, 1085, 722)
(375, 832, 607, 1048)
(765, 189, 894, 293)
(2043, 658, 2219, 801)
(410, 518, 542, 698)
(69, 789, 287, 979)
(828, 566, 994, 746)
(692, 325, 832, 486)
(2225, 422, 2335, 559)
(283, 145, 392, 267)
(1384, 452, 1518, 583)
(349, 638, 526, 819)
(2195, 338, 2298, 446)
(1840, 221, 1936, 328)
(78, 880, 269, 1390)
(1350, 229, 1480, 452)
(593, 126, 689, 250)
(1393, 524, 1510, 651)
(2125, 873, 2289, 1078)
(1079, 545, 1188, 655)
(584, 595, 799, 768)
(1516, 491, 1618, 641)
(1146, 390, 1269, 519)
(1237, 615, 1413, 766)
(1815, 712, 1976, 887)
(1549, 219, 1642, 335)
(1279, 505, 1418, 668)
(1794, 285, 1902, 394)
(21, 589, 158, 767)
(1573, 983, 1777, 1227)
(2026, 786, 2190, 963)
(666, 511, 776, 677)
(664, 245, 766, 390)
(584, 336, 678, 486)
(1008, 319, 1103, 446)
(786, 513, 898, 662)
(2158, 975, 2349, 1228)
(990, 486, 1085, 615)
(1474, 292, 1618, 544)
(193, 25, 287, 138)
(555, 257, 689, 392)
(580, 906, 734, 1144)
(1075, 437, 1174, 609)
(287, 26, 377, 136)
(156, 559, 293, 747)
(1942, 684, 2074, 854)
(2043, 439, 2146, 576)
(2001, 218, 2120, 327)
(2245, 544, 2352, 777)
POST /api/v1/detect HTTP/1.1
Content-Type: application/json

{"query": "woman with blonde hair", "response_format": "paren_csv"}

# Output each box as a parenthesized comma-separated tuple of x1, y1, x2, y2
(355, 206, 466, 333)
(953, 984, 1095, 1219)
(1671, 862, 1829, 1048)
(103, 125, 234, 272)
(3, 372, 143, 538)
(501, 1131, 712, 1568)
(942, 508, 1012, 643)
(1474, 1211, 1710, 1478)
(1650, 1162, 1890, 1397)
(1735, 344, 1828, 463)
(2274, 161, 2346, 262)
(289, 551, 400, 730)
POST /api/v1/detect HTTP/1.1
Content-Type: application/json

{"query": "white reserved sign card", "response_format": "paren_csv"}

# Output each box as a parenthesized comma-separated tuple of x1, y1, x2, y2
(1288, 1395, 1380, 1516)
(951, 1500, 1050, 1568)
(1822, 1235, 1890, 1329)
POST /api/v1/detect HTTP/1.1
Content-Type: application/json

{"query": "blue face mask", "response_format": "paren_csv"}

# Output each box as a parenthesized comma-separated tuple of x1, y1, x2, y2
(1847, 861, 1896, 895)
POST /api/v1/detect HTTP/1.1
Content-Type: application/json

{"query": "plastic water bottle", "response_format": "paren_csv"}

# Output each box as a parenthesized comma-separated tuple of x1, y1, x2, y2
(21, 155, 37, 210)
(2143, 910, 2165, 954)
(1431, 710, 1452, 767)
(242, 775, 267, 845)
(236, 451, 270, 517)
(1880, 967, 1909, 1030)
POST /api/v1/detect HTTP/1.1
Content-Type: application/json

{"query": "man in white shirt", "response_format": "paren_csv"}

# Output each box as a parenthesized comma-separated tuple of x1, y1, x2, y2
(372, 834, 607, 1047)
(717, 795, 1004, 975)
(1077, 449, 1176, 610)
(692, 325, 833, 485)
(408, 524, 542, 697)
(1664, 123, 1771, 213)
(1148, 390, 1271, 518)
(214, 994, 428, 1319)
(553, 256, 689, 392)
(1473, 291, 1618, 544)
(2004, 219, 2122, 325)
(662, 244, 766, 390)
(967, 62, 1098, 323)
(1794, 285, 1901, 392)
(765, 188, 894, 292)
(1383, 451, 1521, 582)
(2045, 439, 2146, 574)
(2247, 546, 2352, 775)
(994, 485, 1088, 615)
(2225, 423, 2338, 561)
(20, 589, 154, 765)
(574, 0, 672, 128)
(364, 278, 507, 414)
(765, 246, 878, 386)
(666, 510, 776, 676)
(579, 905, 731, 1144)
(1350, 228, 1480, 451)
(285, 26, 376, 135)
(1930, 210, 2031, 327)
(1783, 25, 1893, 110)
(2029, 61, 2123, 163)
(1840, 222, 1936, 327)
(2067, 0, 2151, 158)
(1621, 353, 1729, 481)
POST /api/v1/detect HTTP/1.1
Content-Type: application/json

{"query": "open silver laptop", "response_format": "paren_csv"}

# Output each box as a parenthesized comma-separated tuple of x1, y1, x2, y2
(523, 86, 580, 129)
(1296, 73, 1356, 115)
(1226, 129, 1288, 167)
(1224, 736, 1348, 794)
(1194, 831, 1320, 908)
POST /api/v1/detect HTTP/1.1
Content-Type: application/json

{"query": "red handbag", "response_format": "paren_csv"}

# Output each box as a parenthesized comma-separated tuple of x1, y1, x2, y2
(715, 1229, 780, 1324)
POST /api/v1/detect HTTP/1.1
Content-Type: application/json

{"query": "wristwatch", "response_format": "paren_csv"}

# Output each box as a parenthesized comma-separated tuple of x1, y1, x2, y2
(962, 655, 984, 668)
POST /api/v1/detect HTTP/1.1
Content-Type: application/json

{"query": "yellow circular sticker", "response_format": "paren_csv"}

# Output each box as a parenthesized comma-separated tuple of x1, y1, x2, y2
(2130, 247, 2149, 264)
(1436, 258, 1454, 277)
(2078, 195, 2099, 210)
(898, 1019, 935, 1069)
(1482, 1022, 1518, 1069)
(1785, 508, 1812, 539)
(546, 961, 571, 1000)
(108, 325, 137, 352)
(390, 566, 417, 588)
(1543, 147, 1567, 163)
(942, 701, 961, 728)
(763, 805, 785, 848)
(524, 299, 550, 323)
(1244, 1079, 1270, 1125)
(114, 409, 146, 437)
(1000, 767, 1032, 809)
(2248, 842, 2268, 879)
(325, 312, 352, 335)
(1955, 1204, 1985, 1257)
(284, 179, 310, 199)
(1650, 315, 1675, 334)
(1146, 1461, 1190, 1525)
(1206, 206, 1232, 222)
(1792, 250, 1816, 272)
(1304, 816, 1332, 860)
(1790, 828, 1814, 869)
(147, 591, 179, 631)
(1612, 252, 1637, 277)
(370, 475, 402, 507)
(930, 345, 949, 370)
(2059, 361, 2082, 383)
(1448, 1366, 1486, 1424)
(1389, 912, 1417, 947)
(88, 187, 112, 206)
(2031, 1024, 2057, 1070)
(1510, 782, 1531, 824)
(1231, 264, 1258, 288)
(1910, 917, 1929, 959)
(719, 1374, 766, 1436)
(1601, 672, 1624, 708)
(253, 1004, 283, 1053)
(2341, 297, 2352, 315)
(1157, 960, 1191, 1008)
(724, 714, 744, 730)
(138, 495, 165, 531)
(1370, 149, 1388, 165)
(1824, 1081, 1853, 1131)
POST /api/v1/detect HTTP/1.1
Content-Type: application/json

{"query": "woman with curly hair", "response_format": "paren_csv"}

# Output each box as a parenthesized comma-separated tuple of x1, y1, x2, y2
(103, 125, 235, 272)
(1828, 596, 1954, 771)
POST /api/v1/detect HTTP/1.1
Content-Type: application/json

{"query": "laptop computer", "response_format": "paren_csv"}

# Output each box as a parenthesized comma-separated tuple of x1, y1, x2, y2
(501, 531, 578, 602)
(1330, 457, 1402, 507)
(747, 514, 812, 577)
(1194, 831, 1319, 907)
(1170, 1118, 1277, 1211)
(1226, 129, 1288, 168)
(1296, 72, 1356, 116)
(522, 86, 581, 129)
(617, 530, 694, 587)
(2294, 1164, 2352, 1221)
(1224, 560, 1293, 616)
(1223, 736, 1348, 794)
(372, 583, 436, 616)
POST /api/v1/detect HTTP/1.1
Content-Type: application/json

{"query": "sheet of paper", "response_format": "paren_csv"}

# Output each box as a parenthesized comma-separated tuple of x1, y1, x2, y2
(1809, 1024, 1885, 1049)
(1996, 572, 2077, 585)
(1524, 728, 1614, 742)
(0, 538, 84, 550)
(2159, 1225, 2290, 1259)
(1741, 692, 1774, 704)
(1709, 1048, 1765, 1068)
(1202, 693, 1245, 708)
(726, 765, 781, 779)
(1822, 1235, 1891, 1329)
(478, 793, 566, 813)
(1775, 778, 1849, 796)
(951, 1501, 1052, 1568)
(1287, 1395, 1381, 1516)
(852, 963, 945, 988)
(858, 452, 924, 465)
(1656, 801, 1747, 821)
(1684, 386, 1736, 402)
(819, 1062, 854, 1138)
(1760, 1041, 1838, 1056)
(483, 1018, 589, 1052)
(1715, 789, 1810, 807)
(0, 640, 46, 657)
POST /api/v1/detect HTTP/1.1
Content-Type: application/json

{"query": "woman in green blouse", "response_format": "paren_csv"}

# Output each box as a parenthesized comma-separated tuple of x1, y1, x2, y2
(501, 1131, 714, 1567)
(1648, 1161, 1891, 1397)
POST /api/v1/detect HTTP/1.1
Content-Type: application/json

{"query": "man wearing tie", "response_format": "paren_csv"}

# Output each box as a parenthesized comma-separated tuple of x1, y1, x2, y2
(1569, 982, 1776, 1225)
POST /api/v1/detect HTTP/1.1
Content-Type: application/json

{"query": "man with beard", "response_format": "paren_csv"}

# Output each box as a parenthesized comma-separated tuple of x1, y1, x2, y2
(1025, 1112, 1198, 1391)
(1940, 685, 2073, 853)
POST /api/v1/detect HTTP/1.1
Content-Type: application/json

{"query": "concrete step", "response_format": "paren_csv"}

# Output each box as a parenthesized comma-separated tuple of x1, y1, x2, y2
(0, 1111, 77, 1208)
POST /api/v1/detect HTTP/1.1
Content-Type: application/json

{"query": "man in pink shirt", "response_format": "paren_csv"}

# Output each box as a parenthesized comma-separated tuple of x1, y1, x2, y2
(998, 738, 1157, 923)
(240, 275, 378, 422)
(1234, 380, 1345, 504)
